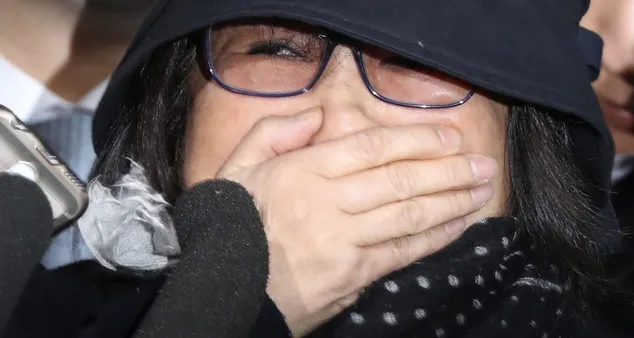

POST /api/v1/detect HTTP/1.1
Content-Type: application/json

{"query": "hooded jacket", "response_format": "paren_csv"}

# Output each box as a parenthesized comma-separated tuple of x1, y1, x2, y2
(93, 0, 616, 225)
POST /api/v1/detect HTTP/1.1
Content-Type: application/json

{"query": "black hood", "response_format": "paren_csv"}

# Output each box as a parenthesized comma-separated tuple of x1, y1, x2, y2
(92, 0, 617, 229)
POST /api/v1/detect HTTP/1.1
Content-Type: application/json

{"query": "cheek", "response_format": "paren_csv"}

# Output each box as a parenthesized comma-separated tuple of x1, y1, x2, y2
(182, 89, 254, 187)
(394, 95, 507, 161)
(451, 98, 508, 218)
(181, 85, 311, 187)
(402, 95, 508, 218)
(458, 109, 507, 161)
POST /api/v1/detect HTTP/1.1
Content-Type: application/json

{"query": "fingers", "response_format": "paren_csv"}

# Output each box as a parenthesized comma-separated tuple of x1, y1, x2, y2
(217, 108, 323, 176)
(351, 184, 492, 246)
(305, 124, 462, 178)
(336, 154, 497, 213)
(364, 217, 468, 281)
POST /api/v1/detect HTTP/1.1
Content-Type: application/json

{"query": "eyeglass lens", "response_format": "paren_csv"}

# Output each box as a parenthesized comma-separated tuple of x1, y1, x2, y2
(209, 21, 472, 106)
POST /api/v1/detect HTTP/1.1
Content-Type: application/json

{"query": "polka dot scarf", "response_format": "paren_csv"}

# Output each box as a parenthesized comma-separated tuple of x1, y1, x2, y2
(309, 218, 574, 338)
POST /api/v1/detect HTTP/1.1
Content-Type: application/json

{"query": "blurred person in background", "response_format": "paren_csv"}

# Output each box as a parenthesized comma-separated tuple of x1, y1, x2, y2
(0, 0, 154, 269)
(581, 0, 634, 271)
(581, 0, 634, 156)
(582, 7, 634, 336)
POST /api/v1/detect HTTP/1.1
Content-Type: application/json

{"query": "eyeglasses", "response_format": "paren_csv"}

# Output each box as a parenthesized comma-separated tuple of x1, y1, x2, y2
(201, 25, 475, 109)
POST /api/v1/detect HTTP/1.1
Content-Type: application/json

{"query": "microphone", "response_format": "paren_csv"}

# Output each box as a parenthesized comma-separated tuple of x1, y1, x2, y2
(134, 179, 270, 338)
(0, 174, 53, 333)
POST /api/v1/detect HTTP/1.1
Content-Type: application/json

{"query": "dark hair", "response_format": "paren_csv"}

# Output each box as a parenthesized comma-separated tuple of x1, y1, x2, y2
(91, 37, 616, 314)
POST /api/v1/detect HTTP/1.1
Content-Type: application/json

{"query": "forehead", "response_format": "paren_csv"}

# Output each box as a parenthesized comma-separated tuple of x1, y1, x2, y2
(210, 18, 398, 55)
(212, 18, 335, 39)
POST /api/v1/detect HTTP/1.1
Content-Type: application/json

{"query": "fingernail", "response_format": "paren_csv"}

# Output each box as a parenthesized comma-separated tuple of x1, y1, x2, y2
(436, 126, 461, 147)
(468, 155, 497, 181)
(471, 183, 494, 205)
(445, 218, 467, 236)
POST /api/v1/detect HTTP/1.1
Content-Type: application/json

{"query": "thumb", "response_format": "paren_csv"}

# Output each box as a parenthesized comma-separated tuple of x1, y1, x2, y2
(219, 108, 323, 173)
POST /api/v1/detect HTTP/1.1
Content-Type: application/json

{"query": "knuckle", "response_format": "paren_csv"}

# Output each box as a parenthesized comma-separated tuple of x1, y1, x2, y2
(427, 125, 448, 147)
(453, 156, 476, 183)
(449, 189, 477, 214)
(338, 185, 364, 214)
(251, 116, 279, 134)
(423, 235, 446, 257)
(418, 230, 439, 256)
(442, 157, 467, 185)
(398, 199, 425, 235)
(412, 226, 453, 260)
(386, 163, 417, 200)
(352, 128, 388, 165)
(412, 124, 448, 150)
(429, 223, 462, 254)
(442, 162, 459, 184)
(439, 191, 467, 221)
(390, 236, 417, 269)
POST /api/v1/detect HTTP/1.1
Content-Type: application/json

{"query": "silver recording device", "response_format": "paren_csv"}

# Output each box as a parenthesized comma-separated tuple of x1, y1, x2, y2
(0, 105, 88, 233)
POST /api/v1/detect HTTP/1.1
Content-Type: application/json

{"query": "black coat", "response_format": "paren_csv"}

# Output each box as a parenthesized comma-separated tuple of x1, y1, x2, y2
(3, 175, 633, 338)
(2, 259, 632, 338)
(2, 262, 290, 338)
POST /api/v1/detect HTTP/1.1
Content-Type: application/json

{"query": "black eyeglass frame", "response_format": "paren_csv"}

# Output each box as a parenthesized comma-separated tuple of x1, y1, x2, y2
(202, 27, 475, 109)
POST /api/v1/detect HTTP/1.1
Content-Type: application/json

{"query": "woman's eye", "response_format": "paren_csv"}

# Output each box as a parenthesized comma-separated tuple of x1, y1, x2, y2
(247, 41, 300, 58)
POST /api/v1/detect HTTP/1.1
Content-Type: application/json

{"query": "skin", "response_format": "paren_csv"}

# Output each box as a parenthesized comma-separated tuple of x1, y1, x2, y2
(581, 0, 634, 153)
(182, 22, 507, 336)
(0, 0, 152, 102)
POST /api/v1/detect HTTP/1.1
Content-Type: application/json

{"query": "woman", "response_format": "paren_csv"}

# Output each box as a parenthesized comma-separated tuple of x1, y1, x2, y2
(5, 0, 631, 337)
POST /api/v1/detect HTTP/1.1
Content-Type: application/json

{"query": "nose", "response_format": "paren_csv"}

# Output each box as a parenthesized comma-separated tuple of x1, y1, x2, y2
(308, 46, 381, 144)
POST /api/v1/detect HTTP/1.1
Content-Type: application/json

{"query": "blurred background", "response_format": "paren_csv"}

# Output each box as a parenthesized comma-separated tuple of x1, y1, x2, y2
(0, 0, 156, 269)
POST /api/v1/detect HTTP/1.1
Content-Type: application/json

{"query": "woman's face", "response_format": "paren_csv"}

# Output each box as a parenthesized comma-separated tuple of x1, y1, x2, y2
(182, 20, 508, 223)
